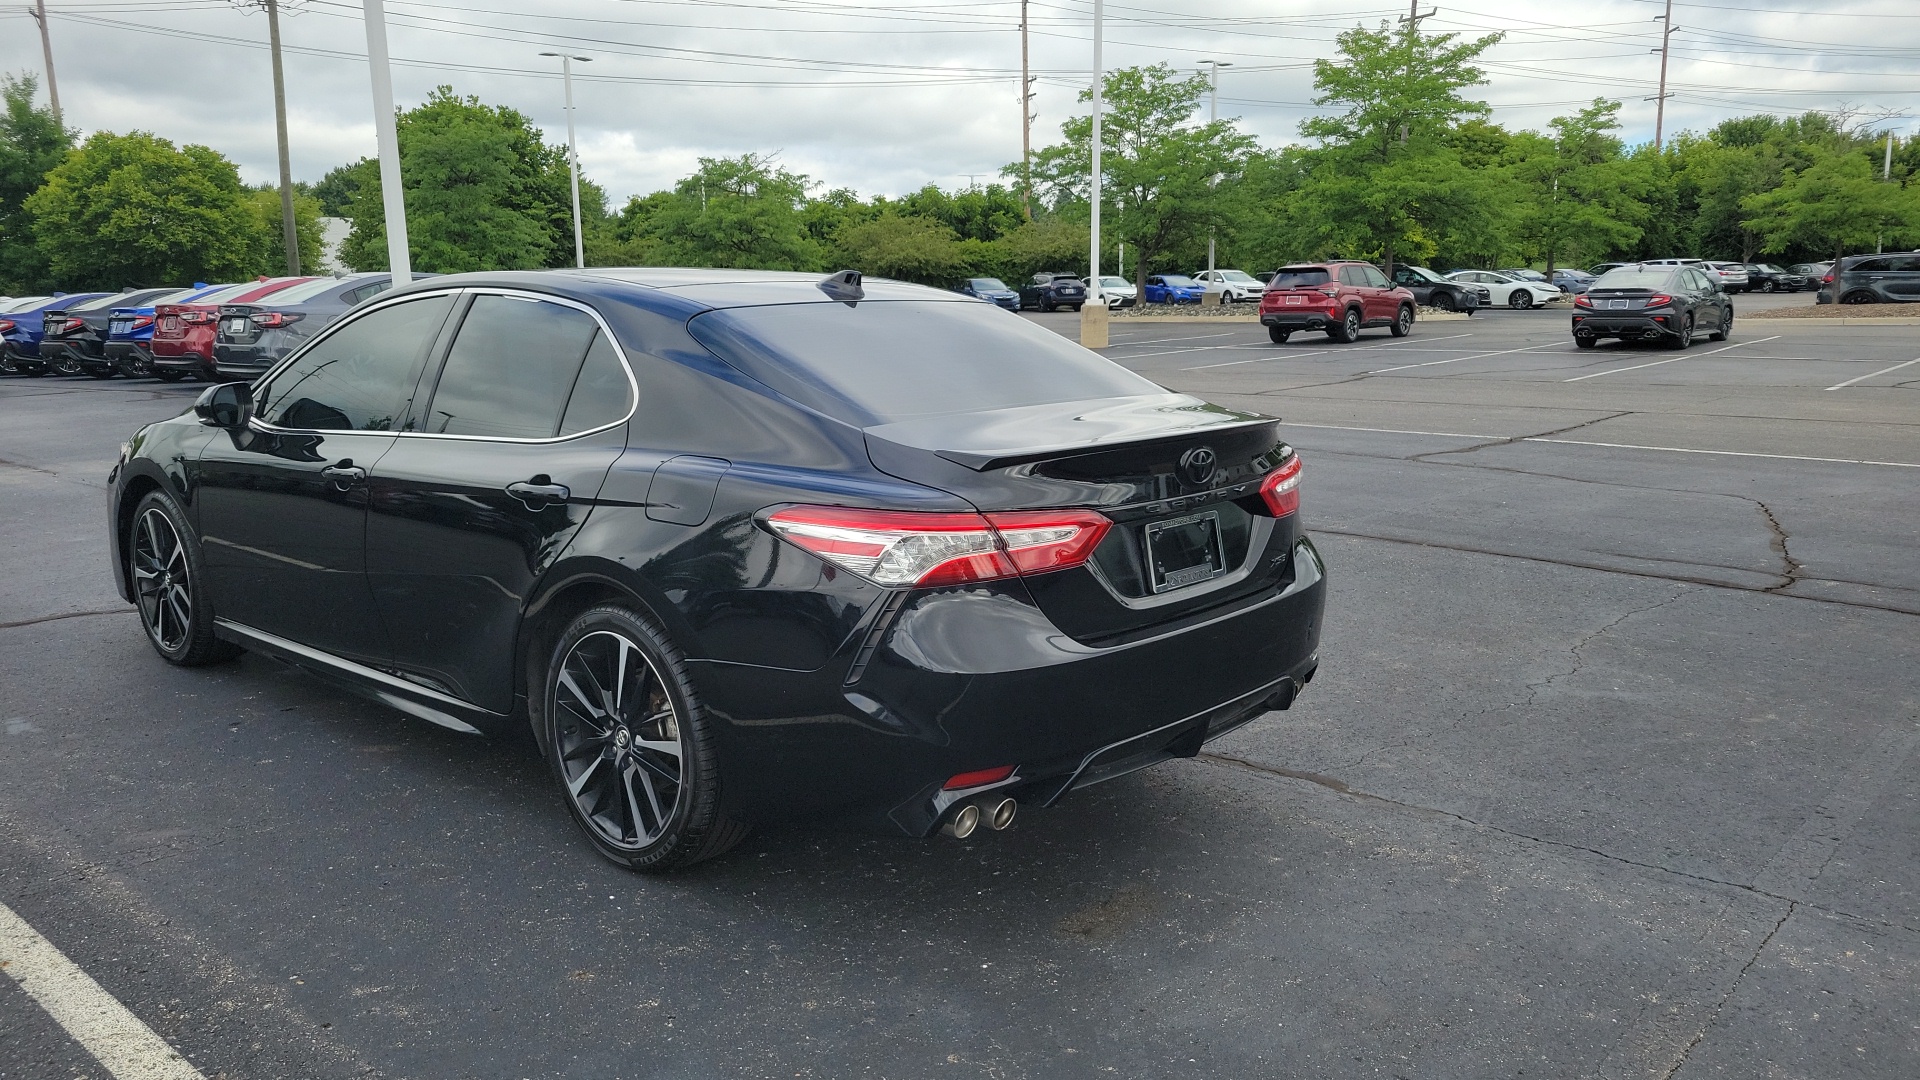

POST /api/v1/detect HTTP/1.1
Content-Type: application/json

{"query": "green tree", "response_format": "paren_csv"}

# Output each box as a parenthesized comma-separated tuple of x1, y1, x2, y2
(248, 184, 325, 275)
(892, 183, 1025, 243)
(1743, 149, 1920, 265)
(637, 154, 823, 270)
(832, 212, 964, 283)
(26, 131, 269, 287)
(0, 73, 73, 292)
(1022, 64, 1256, 294)
(311, 160, 362, 217)
(1507, 100, 1645, 274)
(340, 87, 587, 273)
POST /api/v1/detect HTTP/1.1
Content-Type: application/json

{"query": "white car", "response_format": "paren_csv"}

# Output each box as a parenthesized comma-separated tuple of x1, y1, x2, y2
(1095, 275, 1138, 309)
(1701, 261, 1750, 292)
(1190, 269, 1266, 303)
(1447, 270, 1564, 310)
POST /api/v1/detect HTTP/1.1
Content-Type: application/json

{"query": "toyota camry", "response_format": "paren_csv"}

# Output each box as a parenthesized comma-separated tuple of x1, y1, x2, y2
(107, 269, 1327, 871)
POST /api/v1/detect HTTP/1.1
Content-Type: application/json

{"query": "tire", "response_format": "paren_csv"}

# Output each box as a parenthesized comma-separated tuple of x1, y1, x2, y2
(1041, 301, 1055, 313)
(1431, 293, 1456, 312)
(1761, 280, 1775, 293)
(51, 353, 82, 376)
(1326, 306, 1362, 343)
(1268, 326, 1291, 344)
(128, 489, 242, 667)
(1509, 290, 1534, 310)
(1574, 336, 1598, 349)
(153, 370, 185, 383)
(1389, 305, 1414, 338)
(1841, 291, 1876, 306)
(542, 605, 748, 872)
(0, 352, 17, 376)
(1708, 306, 1732, 342)
(1668, 314, 1694, 350)
(1070, 305, 1082, 312)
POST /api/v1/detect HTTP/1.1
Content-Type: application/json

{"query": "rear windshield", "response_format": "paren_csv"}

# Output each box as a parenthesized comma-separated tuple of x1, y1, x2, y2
(1593, 270, 1675, 289)
(688, 300, 1164, 426)
(1268, 268, 1331, 289)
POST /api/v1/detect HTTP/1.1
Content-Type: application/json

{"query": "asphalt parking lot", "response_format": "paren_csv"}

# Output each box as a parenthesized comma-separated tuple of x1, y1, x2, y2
(3, 296, 1918, 1079)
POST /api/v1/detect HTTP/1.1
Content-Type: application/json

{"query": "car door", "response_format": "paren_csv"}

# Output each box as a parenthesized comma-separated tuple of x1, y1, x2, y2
(1390, 267, 1431, 305)
(1881, 254, 1920, 299)
(1337, 266, 1373, 320)
(194, 292, 458, 664)
(1359, 264, 1396, 318)
(362, 290, 634, 713)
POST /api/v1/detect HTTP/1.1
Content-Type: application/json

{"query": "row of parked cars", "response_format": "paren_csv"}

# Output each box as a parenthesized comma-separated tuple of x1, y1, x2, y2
(0, 272, 400, 382)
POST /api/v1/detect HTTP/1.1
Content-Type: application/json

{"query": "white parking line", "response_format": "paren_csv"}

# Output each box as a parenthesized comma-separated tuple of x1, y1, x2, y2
(1367, 341, 1560, 374)
(1181, 332, 1477, 370)
(1107, 331, 1240, 348)
(1825, 356, 1920, 391)
(1563, 336, 1780, 382)
(0, 900, 206, 1080)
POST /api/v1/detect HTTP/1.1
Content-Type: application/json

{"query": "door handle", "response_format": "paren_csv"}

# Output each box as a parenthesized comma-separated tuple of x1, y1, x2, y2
(507, 479, 571, 508)
(321, 462, 366, 488)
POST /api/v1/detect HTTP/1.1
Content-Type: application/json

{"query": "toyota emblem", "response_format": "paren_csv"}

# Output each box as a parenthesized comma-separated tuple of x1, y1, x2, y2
(1179, 446, 1218, 486)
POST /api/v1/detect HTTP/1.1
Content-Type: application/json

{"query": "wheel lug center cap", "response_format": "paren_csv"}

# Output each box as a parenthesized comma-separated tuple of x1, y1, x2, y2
(613, 728, 630, 750)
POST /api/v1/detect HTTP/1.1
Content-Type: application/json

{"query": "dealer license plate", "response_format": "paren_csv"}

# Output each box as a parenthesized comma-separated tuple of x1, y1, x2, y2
(109, 319, 130, 335)
(1607, 299, 1629, 309)
(1144, 511, 1226, 594)
(1285, 295, 1304, 305)
(226, 317, 250, 334)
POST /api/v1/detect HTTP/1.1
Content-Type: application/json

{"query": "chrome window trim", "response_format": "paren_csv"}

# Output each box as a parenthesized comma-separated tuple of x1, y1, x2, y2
(249, 286, 641, 445)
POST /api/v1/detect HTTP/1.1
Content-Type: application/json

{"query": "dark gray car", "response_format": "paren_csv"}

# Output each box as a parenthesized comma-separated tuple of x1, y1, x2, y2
(1817, 253, 1920, 305)
(211, 273, 398, 379)
(1571, 264, 1734, 349)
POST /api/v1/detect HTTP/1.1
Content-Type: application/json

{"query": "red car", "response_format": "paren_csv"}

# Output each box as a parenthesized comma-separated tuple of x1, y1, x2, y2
(149, 277, 313, 381)
(1259, 261, 1416, 344)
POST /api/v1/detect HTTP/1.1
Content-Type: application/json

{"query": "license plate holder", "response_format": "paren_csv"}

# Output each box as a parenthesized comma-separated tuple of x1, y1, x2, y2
(1607, 299, 1629, 309)
(1144, 511, 1226, 594)
(226, 317, 249, 335)
(1286, 295, 1304, 305)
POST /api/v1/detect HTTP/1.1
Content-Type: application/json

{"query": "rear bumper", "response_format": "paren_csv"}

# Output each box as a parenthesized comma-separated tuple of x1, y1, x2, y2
(1262, 309, 1338, 330)
(149, 349, 211, 372)
(212, 344, 283, 378)
(1571, 312, 1682, 339)
(694, 537, 1328, 836)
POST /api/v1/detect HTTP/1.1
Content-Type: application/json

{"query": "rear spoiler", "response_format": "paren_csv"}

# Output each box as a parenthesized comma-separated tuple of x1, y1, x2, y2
(863, 394, 1278, 472)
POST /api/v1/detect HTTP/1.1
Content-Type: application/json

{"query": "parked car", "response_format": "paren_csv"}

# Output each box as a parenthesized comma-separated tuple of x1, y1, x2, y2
(109, 268, 1327, 870)
(1751, 263, 1804, 292)
(1387, 265, 1483, 313)
(1142, 274, 1205, 305)
(1018, 272, 1087, 312)
(1788, 262, 1830, 283)
(1, 293, 109, 375)
(1550, 268, 1596, 294)
(38, 288, 191, 378)
(1499, 268, 1559, 290)
(1817, 252, 1920, 305)
(104, 283, 237, 378)
(1190, 269, 1265, 303)
(1094, 275, 1137, 309)
(149, 276, 313, 381)
(1261, 261, 1416, 343)
(956, 276, 1020, 311)
(212, 274, 399, 379)
(1447, 270, 1562, 309)
(1589, 262, 1632, 276)
(1571, 264, 1733, 349)
(1701, 261, 1750, 292)
(0, 296, 55, 375)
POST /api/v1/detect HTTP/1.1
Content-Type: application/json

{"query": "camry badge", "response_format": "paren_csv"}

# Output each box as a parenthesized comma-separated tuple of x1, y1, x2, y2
(1179, 446, 1218, 486)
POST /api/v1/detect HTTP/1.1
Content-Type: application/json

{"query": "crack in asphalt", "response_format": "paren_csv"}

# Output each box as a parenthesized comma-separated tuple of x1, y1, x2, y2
(1656, 902, 1797, 1080)
(0, 456, 60, 477)
(1518, 590, 1689, 708)
(1409, 411, 1636, 461)
(0, 608, 134, 631)
(1754, 500, 1806, 592)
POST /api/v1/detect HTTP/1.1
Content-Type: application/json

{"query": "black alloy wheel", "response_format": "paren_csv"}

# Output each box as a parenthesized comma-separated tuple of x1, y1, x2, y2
(1669, 313, 1694, 350)
(1268, 326, 1291, 344)
(1709, 306, 1733, 342)
(51, 352, 83, 376)
(1390, 305, 1414, 338)
(1841, 291, 1877, 305)
(1509, 289, 1534, 310)
(1575, 335, 1598, 349)
(544, 606, 746, 871)
(129, 491, 238, 666)
(1761, 280, 1776, 293)
(1328, 306, 1362, 343)
(1431, 293, 1455, 312)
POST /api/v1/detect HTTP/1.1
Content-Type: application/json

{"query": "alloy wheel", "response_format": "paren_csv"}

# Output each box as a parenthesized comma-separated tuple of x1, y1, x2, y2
(1344, 309, 1361, 339)
(132, 508, 192, 652)
(53, 353, 82, 376)
(1510, 290, 1533, 310)
(552, 630, 685, 851)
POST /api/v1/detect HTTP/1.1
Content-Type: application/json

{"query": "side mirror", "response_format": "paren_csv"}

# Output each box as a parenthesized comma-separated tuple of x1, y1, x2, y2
(194, 381, 253, 429)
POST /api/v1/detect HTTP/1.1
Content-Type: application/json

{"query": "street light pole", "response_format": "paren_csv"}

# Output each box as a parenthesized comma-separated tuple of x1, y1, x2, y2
(1199, 60, 1230, 276)
(362, 0, 410, 283)
(541, 52, 592, 269)
(29, 0, 60, 127)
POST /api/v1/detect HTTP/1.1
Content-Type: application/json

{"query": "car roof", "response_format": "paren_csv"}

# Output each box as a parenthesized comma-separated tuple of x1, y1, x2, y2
(378, 268, 977, 318)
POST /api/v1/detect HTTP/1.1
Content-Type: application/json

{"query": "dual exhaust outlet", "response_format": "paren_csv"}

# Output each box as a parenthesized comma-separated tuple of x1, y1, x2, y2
(940, 794, 1017, 839)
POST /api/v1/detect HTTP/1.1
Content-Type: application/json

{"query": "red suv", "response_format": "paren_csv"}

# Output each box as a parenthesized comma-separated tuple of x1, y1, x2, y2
(149, 276, 313, 381)
(1259, 261, 1416, 344)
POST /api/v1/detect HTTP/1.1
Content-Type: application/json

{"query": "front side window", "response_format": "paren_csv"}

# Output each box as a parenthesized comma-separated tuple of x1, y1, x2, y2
(255, 294, 456, 431)
(421, 294, 623, 440)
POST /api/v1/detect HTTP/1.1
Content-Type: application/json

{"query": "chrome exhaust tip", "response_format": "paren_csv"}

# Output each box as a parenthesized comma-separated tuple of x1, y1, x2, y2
(983, 796, 1017, 831)
(941, 802, 982, 839)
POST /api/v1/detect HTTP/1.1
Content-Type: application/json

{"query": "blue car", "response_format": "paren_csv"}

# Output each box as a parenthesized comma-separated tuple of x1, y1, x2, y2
(1, 293, 108, 375)
(1550, 268, 1595, 295)
(105, 282, 236, 377)
(956, 276, 1021, 311)
(1143, 274, 1204, 305)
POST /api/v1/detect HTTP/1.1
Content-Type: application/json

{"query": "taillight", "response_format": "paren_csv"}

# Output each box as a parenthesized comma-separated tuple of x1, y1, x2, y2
(0, 320, 13, 333)
(1319, 285, 1341, 297)
(1644, 294, 1673, 308)
(252, 311, 302, 328)
(180, 311, 211, 323)
(1822, 272, 1835, 284)
(764, 506, 1111, 587)
(1257, 455, 1302, 518)
(131, 316, 153, 330)
(1574, 295, 1592, 308)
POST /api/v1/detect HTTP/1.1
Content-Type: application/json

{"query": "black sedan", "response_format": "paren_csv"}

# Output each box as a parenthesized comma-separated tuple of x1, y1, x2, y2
(1018, 272, 1087, 312)
(211, 273, 395, 380)
(1388, 265, 1483, 313)
(1571, 264, 1733, 349)
(34, 289, 182, 377)
(108, 269, 1326, 871)
(1742, 263, 1807, 293)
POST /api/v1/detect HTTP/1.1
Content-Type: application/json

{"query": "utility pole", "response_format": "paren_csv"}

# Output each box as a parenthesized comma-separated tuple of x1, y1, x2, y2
(361, 0, 410, 284)
(541, 52, 592, 269)
(1080, 0, 1106, 348)
(1649, 0, 1677, 151)
(1020, 0, 1034, 220)
(1198, 60, 1230, 276)
(265, 0, 300, 274)
(1396, 3, 1434, 145)
(29, 0, 60, 127)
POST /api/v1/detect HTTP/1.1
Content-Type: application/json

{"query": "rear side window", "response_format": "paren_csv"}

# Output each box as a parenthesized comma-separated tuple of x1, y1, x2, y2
(422, 294, 605, 439)
(1339, 266, 1368, 286)
(1269, 268, 1329, 289)
(558, 333, 634, 436)
(688, 300, 1162, 426)
(1360, 266, 1391, 288)
(1847, 258, 1889, 274)
(256, 294, 455, 431)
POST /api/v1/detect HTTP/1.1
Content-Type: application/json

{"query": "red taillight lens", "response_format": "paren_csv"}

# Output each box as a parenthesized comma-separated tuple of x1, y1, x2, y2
(1574, 294, 1593, 308)
(1257, 455, 1302, 518)
(765, 506, 1111, 587)
(943, 765, 1015, 790)
(252, 311, 302, 328)
(131, 316, 153, 330)
(0, 320, 13, 333)
(180, 311, 211, 324)
(1822, 272, 1835, 284)
(1644, 294, 1673, 308)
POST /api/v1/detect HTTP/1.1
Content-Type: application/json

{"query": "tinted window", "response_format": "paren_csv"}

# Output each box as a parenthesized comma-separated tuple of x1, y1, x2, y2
(969, 278, 1008, 291)
(1339, 266, 1367, 286)
(1847, 258, 1889, 274)
(347, 281, 392, 305)
(558, 332, 634, 436)
(1269, 269, 1330, 288)
(688, 300, 1163, 426)
(422, 294, 602, 439)
(1159, 275, 1197, 287)
(1360, 266, 1391, 288)
(256, 294, 454, 431)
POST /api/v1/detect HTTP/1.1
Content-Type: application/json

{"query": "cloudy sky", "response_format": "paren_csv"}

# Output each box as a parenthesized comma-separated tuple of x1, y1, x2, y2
(2, 0, 1915, 206)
